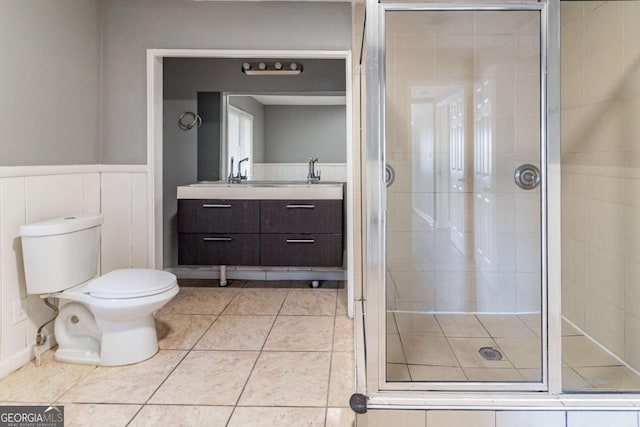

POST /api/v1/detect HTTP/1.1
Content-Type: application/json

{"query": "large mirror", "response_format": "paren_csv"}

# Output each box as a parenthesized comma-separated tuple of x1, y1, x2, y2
(223, 93, 347, 181)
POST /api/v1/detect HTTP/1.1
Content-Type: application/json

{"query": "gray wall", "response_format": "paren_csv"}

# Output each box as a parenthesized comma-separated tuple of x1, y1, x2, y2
(264, 106, 347, 163)
(197, 92, 221, 181)
(229, 96, 265, 163)
(0, 0, 101, 166)
(102, 0, 352, 164)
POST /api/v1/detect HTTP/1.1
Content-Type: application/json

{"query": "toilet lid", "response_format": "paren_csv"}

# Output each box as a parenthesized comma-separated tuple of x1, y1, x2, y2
(87, 269, 177, 299)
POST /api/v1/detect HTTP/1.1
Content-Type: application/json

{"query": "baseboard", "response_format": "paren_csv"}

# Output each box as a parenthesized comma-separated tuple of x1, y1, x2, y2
(0, 333, 55, 380)
(167, 266, 347, 281)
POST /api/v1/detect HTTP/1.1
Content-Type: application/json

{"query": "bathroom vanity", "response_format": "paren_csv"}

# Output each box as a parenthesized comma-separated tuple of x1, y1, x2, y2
(176, 182, 344, 267)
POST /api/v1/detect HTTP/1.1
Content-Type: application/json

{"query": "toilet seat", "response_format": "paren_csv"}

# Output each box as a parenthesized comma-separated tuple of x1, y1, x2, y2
(86, 268, 177, 299)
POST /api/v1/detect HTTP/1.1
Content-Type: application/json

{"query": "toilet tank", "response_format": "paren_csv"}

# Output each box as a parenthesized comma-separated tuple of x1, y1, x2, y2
(20, 215, 103, 295)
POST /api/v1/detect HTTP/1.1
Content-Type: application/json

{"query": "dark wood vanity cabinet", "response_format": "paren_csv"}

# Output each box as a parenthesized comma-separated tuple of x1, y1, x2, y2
(177, 199, 260, 265)
(178, 198, 343, 267)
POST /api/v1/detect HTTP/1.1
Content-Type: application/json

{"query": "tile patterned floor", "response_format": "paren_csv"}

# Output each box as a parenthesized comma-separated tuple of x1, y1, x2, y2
(0, 284, 355, 427)
(386, 312, 640, 391)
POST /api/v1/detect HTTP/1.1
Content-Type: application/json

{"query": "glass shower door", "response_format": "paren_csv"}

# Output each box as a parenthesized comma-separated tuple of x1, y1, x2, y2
(382, 6, 545, 388)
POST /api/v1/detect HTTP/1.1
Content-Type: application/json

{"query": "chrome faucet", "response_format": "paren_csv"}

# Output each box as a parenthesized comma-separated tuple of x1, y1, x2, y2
(307, 157, 320, 183)
(227, 156, 249, 183)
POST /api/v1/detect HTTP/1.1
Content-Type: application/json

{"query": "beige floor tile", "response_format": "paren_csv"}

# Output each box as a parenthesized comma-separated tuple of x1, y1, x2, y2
(194, 315, 275, 351)
(329, 352, 355, 407)
(239, 351, 331, 407)
(519, 313, 542, 337)
(518, 368, 543, 382)
(280, 289, 337, 315)
(437, 314, 489, 338)
(408, 365, 467, 382)
(149, 351, 258, 405)
(326, 407, 356, 427)
(562, 335, 620, 367)
(64, 403, 140, 427)
(228, 407, 325, 427)
(129, 405, 233, 427)
(0, 350, 95, 403)
(574, 366, 640, 391)
(333, 315, 354, 352)
(155, 314, 216, 350)
(477, 314, 535, 338)
(59, 350, 186, 404)
(403, 336, 459, 366)
(562, 367, 593, 391)
(463, 367, 524, 382)
(337, 288, 348, 316)
(264, 316, 334, 351)
(387, 312, 399, 335)
(387, 335, 407, 364)
(365, 409, 425, 427)
(387, 363, 411, 381)
(161, 287, 238, 315)
(494, 337, 542, 369)
(427, 410, 494, 427)
(562, 319, 582, 336)
(448, 338, 513, 368)
(395, 313, 443, 336)
(222, 289, 288, 315)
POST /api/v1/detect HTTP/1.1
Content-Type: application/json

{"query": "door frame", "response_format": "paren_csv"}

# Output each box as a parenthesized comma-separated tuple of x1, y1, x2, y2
(363, 1, 560, 395)
(146, 49, 354, 317)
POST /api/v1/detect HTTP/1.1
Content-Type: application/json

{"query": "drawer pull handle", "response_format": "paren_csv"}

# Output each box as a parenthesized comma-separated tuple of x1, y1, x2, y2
(286, 204, 315, 209)
(286, 239, 315, 244)
(203, 237, 233, 242)
(202, 204, 232, 208)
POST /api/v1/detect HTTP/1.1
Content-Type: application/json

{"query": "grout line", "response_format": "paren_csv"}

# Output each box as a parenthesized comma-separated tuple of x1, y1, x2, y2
(224, 288, 289, 425)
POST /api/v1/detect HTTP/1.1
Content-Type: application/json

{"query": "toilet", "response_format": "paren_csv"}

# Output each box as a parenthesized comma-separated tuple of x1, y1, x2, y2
(19, 214, 179, 366)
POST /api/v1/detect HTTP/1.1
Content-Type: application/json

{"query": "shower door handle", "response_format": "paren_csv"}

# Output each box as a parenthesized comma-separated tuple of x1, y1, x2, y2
(514, 164, 541, 190)
(385, 164, 395, 187)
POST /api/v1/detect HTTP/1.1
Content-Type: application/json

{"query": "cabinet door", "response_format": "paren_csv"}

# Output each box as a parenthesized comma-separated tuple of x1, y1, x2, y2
(260, 200, 343, 234)
(178, 233, 260, 265)
(178, 199, 260, 233)
(260, 234, 343, 267)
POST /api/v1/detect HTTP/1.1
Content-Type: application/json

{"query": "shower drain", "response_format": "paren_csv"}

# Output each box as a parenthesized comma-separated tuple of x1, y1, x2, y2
(479, 346, 503, 361)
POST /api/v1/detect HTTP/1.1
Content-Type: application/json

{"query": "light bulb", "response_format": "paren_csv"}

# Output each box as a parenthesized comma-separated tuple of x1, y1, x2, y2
(258, 62, 266, 70)
(242, 62, 251, 70)
(275, 62, 282, 70)
(290, 63, 298, 70)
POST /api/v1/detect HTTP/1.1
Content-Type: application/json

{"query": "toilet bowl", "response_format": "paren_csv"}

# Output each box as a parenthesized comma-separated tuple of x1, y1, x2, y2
(19, 215, 179, 366)
(52, 269, 178, 365)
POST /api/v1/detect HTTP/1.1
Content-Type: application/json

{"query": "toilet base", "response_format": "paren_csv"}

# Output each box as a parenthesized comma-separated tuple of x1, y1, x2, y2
(96, 314, 159, 366)
(55, 348, 101, 365)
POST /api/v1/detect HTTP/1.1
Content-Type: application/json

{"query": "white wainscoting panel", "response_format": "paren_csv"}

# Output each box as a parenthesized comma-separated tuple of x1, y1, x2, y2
(83, 173, 101, 214)
(53, 174, 84, 217)
(0, 178, 27, 362)
(25, 176, 54, 223)
(0, 166, 149, 379)
(131, 173, 148, 268)
(252, 163, 347, 182)
(101, 173, 132, 273)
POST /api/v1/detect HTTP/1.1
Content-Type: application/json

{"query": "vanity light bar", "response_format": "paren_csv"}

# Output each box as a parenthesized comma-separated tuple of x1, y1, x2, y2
(241, 61, 303, 75)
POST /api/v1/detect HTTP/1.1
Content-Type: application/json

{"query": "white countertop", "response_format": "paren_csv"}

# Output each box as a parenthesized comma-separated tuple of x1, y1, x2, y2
(177, 181, 344, 200)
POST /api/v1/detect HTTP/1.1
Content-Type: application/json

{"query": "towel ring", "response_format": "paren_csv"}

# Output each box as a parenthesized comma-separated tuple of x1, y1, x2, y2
(178, 112, 202, 131)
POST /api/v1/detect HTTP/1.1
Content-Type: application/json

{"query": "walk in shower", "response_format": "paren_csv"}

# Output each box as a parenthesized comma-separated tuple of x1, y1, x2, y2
(362, 0, 640, 397)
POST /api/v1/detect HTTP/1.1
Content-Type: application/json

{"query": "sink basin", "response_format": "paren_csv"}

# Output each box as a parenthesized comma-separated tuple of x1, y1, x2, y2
(177, 181, 344, 200)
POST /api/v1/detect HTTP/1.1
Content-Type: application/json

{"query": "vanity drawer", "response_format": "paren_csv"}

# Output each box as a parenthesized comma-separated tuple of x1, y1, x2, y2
(178, 199, 260, 233)
(178, 233, 260, 266)
(260, 234, 343, 267)
(260, 200, 342, 234)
